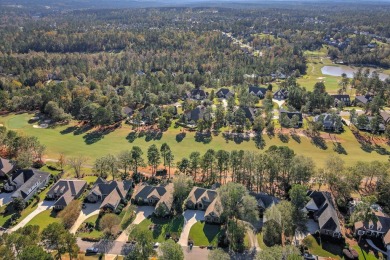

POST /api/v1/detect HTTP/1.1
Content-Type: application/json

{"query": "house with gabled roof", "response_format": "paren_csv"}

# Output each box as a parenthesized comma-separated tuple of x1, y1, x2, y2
(4, 169, 50, 202)
(305, 191, 342, 238)
(273, 89, 288, 101)
(0, 157, 15, 177)
(132, 183, 174, 217)
(46, 179, 87, 210)
(185, 187, 223, 224)
(354, 95, 373, 106)
(248, 85, 268, 99)
(314, 113, 343, 131)
(354, 211, 390, 255)
(188, 88, 207, 100)
(279, 109, 303, 128)
(185, 105, 207, 123)
(86, 178, 132, 211)
(216, 88, 234, 99)
(250, 192, 280, 214)
(331, 94, 351, 107)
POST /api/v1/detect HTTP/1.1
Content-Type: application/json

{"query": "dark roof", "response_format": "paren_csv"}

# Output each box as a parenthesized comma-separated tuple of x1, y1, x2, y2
(10, 169, 50, 199)
(132, 184, 170, 201)
(186, 106, 206, 122)
(240, 107, 257, 121)
(250, 192, 280, 209)
(280, 109, 303, 121)
(331, 94, 350, 101)
(216, 88, 234, 98)
(249, 86, 267, 97)
(0, 158, 14, 175)
(190, 88, 207, 99)
(89, 179, 132, 209)
(273, 89, 288, 99)
(122, 107, 133, 116)
(355, 95, 373, 104)
(47, 179, 87, 207)
(314, 113, 343, 130)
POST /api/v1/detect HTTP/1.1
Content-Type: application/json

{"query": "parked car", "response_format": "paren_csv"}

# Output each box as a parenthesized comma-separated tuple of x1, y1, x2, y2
(86, 247, 99, 254)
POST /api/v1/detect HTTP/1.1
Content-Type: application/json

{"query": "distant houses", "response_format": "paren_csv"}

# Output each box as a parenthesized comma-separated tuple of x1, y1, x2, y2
(279, 109, 303, 128)
(4, 169, 50, 202)
(305, 191, 342, 238)
(314, 113, 343, 131)
(132, 183, 174, 217)
(0, 158, 15, 177)
(46, 179, 87, 210)
(354, 116, 386, 133)
(354, 95, 373, 106)
(216, 88, 234, 99)
(273, 89, 288, 101)
(331, 94, 351, 107)
(86, 178, 132, 212)
(186, 187, 223, 224)
(248, 85, 268, 99)
(184, 88, 208, 100)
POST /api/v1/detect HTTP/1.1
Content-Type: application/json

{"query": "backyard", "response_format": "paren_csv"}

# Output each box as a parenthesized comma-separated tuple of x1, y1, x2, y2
(26, 209, 61, 232)
(77, 214, 104, 239)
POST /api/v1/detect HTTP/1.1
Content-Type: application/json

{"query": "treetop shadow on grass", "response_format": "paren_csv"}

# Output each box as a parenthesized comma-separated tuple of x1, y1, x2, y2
(175, 132, 186, 142)
(253, 134, 266, 149)
(144, 130, 163, 142)
(277, 132, 289, 143)
(310, 136, 328, 150)
(74, 124, 93, 135)
(60, 126, 78, 135)
(195, 132, 212, 144)
(202, 221, 221, 244)
(222, 132, 250, 144)
(290, 132, 301, 143)
(126, 132, 138, 143)
(333, 142, 347, 155)
(83, 131, 105, 145)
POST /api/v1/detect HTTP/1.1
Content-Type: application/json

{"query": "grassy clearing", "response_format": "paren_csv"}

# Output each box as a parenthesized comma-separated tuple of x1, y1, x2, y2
(77, 214, 104, 239)
(303, 235, 342, 259)
(129, 215, 184, 243)
(352, 245, 379, 260)
(188, 221, 221, 247)
(26, 209, 61, 232)
(0, 113, 388, 168)
(256, 232, 268, 250)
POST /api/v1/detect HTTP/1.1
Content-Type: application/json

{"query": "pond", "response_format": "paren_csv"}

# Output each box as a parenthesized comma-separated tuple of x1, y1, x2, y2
(321, 65, 389, 81)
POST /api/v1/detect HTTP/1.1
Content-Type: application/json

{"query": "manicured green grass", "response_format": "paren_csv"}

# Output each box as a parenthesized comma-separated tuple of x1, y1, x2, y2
(302, 235, 342, 259)
(256, 232, 268, 250)
(129, 215, 184, 243)
(77, 214, 104, 239)
(26, 209, 61, 232)
(188, 221, 221, 247)
(1, 113, 388, 168)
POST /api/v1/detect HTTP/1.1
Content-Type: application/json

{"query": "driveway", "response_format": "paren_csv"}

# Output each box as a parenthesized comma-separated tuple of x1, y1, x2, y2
(115, 206, 154, 242)
(178, 210, 205, 246)
(10, 200, 55, 232)
(0, 192, 13, 207)
(272, 99, 285, 109)
(70, 202, 101, 234)
(77, 238, 133, 255)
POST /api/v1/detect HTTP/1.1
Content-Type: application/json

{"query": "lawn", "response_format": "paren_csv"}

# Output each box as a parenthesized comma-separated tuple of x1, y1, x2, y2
(1, 113, 389, 168)
(302, 235, 342, 259)
(188, 221, 221, 247)
(26, 209, 61, 232)
(256, 232, 268, 250)
(129, 215, 184, 243)
(352, 245, 379, 260)
(77, 214, 104, 239)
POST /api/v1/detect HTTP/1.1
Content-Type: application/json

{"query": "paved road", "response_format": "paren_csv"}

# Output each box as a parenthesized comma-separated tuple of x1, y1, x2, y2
(77, 238, 133, 255)
(178, 210, 205, 246)
(115, 206, 154, 242)
(0, 192, 12, 207)
(70, 202, 101, 234)
(10, 200, 55, 232)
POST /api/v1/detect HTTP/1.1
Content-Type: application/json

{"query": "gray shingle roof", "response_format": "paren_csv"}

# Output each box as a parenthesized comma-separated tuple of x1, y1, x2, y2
(0, 158, 14, 175)
(47, 179, 87, 207)
(10, 169, 50, 199)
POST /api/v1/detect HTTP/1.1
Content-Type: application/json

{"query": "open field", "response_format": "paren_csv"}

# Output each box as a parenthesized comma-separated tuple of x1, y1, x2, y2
(1, 113, 389, 168)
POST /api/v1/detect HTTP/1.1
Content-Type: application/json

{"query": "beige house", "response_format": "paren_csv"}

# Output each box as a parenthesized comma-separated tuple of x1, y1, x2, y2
(86, 177, 132, 211)
(186, 187, 223, 224)
(0, 158, 15, 177)
(132, 183, 174, 217)
(46, 179, 87, 210)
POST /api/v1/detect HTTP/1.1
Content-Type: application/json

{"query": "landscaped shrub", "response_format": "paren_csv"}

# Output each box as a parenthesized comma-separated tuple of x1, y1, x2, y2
(81, 237, 101, 242)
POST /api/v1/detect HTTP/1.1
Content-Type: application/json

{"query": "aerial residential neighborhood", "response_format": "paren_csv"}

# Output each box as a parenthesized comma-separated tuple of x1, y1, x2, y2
(0, 0, 389, 260)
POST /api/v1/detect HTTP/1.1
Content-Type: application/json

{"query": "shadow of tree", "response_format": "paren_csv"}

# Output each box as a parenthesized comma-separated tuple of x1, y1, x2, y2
(253, 134, 266, 149)
(374, 145, 390, 155)
(311, 136, 328, 150)
(195, 132, 212, 144)
(83, 131, 104, 145)
(126, 132, 138, 143)
(60, 126, 78, 135)
(74, 124, 93, 135)
(290, 133, 301, 143)
(175, 132, 186, 143)
(333, 142, 347, 155)
(278, 133, 289, 143)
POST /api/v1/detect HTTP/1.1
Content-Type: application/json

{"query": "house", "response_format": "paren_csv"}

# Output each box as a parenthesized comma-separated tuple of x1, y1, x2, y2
(354, 95, 373, 106)
(189, 88, 207, 100)
(185, 106, 207, 123)
(305, 191, 342, 238)
(380, 111, 390, 125)
(314, 113, 343, 131)
(273, 89, 288, 101)
(122, 107, 133, 118)
(354, 211, 390, 253)
(354, 116, 386, 132)
(46, 179, 87, 210)
(185, 187, 222, 224)
(235, 106, 257, 122)
(132, 183, 174, 217)
(331, 94, 351, 107)
(0, 158, 15, 177)
(4, 169, 50, 202)
(216, 88, 234, 99)
(279, 109, 303, 127)
(249, 86, 268, 99)
(250, 192, 280, 214)
(86, 178, 132, 211)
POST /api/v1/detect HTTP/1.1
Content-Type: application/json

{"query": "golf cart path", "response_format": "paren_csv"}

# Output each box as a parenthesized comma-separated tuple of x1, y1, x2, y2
(10, 200, 54, 232)
(178, 210, 205, 246)
(115, 206, 154, 242)
(70, 202, 101, 234)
